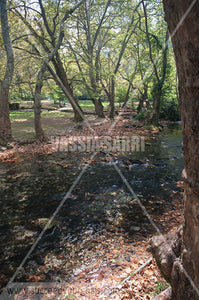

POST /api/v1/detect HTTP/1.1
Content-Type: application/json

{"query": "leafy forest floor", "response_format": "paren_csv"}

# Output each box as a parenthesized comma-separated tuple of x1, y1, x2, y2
(0, 111, 184, 299)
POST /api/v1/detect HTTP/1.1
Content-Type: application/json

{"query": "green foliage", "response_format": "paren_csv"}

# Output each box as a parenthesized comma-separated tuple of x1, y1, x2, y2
(49, 86, 67, 107)
(160, 99, 181, 121)
(6, 0, 179, 123)
(79, 100, 95, 110)
(10, 85, 34, 103)
(10, 111, 34, 122)
(116, 87, 128, 103)
(136, 110, 146, 121)
(78, 94, 91, 100)
(155, 280, 169, 294)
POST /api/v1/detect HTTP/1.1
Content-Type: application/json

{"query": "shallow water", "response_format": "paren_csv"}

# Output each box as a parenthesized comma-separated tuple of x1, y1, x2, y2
(0, 123, 183, 287)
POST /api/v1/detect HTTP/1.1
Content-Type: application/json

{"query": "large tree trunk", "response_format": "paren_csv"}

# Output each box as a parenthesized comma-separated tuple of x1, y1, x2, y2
(149, 1, 199, 299)
(0, 0, 14, 143)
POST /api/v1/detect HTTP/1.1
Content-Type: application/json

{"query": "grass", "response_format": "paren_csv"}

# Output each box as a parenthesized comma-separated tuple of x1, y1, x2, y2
(8, 97, 120, 144)
(10, 109, 74, 141)
(9, 100, 121, 141)
(155, 280, 169, 294)
(10, 111, 34, 122)
(42, 111, 69, 118)
(78, 100, 120, 111)
(10, 100, 121, 121)
(10, 110, 73, 122)
(79, 100, 95, 110)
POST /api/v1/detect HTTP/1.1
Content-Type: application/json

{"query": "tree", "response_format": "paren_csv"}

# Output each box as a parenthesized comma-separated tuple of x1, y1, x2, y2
(149, 1, 199, 299)
(142, 0, 169, 124)
(0, 0, 14, 143)
(13, 0, 84, 122)
(67, 0, 113, 118)
(100, 1, 141, 118)
(32, 0, 85, 140)
(119, 39, 150, 112)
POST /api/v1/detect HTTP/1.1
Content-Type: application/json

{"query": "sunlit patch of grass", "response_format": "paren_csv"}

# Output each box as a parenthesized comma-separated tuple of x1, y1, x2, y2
(10, 111, 34, 122)
(42, 111, 68, 118)
(79, 100, 95, 110)
(45, 112, 74, 118)
(78, 100, 120, 111)
(10, 110, 74, 121)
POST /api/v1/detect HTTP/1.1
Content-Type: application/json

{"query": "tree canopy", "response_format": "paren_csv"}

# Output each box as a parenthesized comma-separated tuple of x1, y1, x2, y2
(0, 0, 179, 140)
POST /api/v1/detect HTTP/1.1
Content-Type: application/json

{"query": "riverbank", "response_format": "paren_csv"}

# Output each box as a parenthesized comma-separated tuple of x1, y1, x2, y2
(1, 114, 164, 163)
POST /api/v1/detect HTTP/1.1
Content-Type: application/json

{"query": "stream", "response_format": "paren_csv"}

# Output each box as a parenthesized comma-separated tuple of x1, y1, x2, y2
(0, 123, 183, 292)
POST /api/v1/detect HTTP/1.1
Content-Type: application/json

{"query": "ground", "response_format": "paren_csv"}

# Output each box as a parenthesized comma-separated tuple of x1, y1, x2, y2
(0, 109, 183, 299)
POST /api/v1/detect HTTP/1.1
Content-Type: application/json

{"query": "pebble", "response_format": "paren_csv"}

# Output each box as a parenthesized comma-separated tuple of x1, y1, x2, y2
(130, 226, 141, 231)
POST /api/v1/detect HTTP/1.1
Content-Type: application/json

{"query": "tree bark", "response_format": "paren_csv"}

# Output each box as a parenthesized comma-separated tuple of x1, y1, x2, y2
(137, 86, 148, 113)
(142, 0, 169, 124)
(0, 0, 14, 143)
(33, 65, 46, 141)
(109, 77, 115, 119)
(92, 99, 105, 118)
(51, 54, 84, 122)
(14, 1, 84, 123)
(149, 1, 199, 299)
(150, 86, 161, 124)
(122, 82, 132, 109)
(150, 27, 169, 124)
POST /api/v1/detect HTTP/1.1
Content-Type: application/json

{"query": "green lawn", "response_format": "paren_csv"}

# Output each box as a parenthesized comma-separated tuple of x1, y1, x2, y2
(79, 100, 120, 110)
(10, 100, 120, 123)
(79, 100, 95, 110)
(10, 110, 73, 122)
(9, 101, 120, 141)
(10, 111, 34, 122)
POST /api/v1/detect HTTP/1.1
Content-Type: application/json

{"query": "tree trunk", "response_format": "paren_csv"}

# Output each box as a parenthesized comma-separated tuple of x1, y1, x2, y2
(33, 67, 46, 141)
(14, 2, 85, 123)
(109, 78, 115, 119)
(150, 28, 169, 125)
(0, 0, 14, 143)
(52, 55, 84, 122)
(122, 83, 131, 109)
(0, 86, 12, 142)
(149, 1, 199, 299)
(92, 98, 105, 118)
(137, 97, 144, 114)
(137, 87, 148, 114)
(150, 92, 161, 125)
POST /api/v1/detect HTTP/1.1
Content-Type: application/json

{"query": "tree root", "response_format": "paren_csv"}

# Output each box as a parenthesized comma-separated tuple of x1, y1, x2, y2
(148, 226, 183, 282)
(148, 226, 199, 300)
